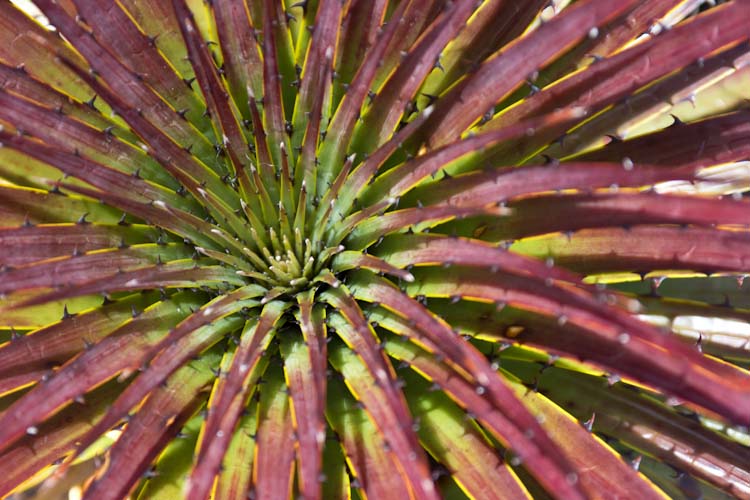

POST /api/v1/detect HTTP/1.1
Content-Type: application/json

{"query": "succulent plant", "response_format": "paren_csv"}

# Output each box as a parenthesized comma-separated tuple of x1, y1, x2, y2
(2, 0, 750, 498)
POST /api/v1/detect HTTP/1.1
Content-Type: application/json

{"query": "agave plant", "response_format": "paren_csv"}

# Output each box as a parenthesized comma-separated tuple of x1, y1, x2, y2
(2, 0, 750, 498)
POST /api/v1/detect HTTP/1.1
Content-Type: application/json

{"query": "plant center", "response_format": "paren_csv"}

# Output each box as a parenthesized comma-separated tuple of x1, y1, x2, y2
(230, 201, 344, 295)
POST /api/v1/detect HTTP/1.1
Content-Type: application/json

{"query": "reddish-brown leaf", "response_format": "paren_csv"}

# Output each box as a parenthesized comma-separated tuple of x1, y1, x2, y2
(72, 0, 206, 129)
(0, 299, 191, 455)
(464, 191, 750, 241)
(281, 292, 328, 500)
(505, 360, 750, 498)
(414, 0, 638, 148)
(0, 224, 159, 267)
(64, 288, 261, 467)
(323, 287, 437, 500)
(251, 365, 297, 500)
(345, 203, 509, 249)
(480, 2, 750, 165)
(171, 0, 250, 185)
(188, 301, 286, 500)
(352, 0, 479, 154)
(316, 0, 412, 190)
(211, 0, 263, 118)
(332, 251, 418, 282)
(577, 110, 750, 169)
(0, 127, 186, 209)
(537, 43, 750, 162)
(0, 292, 165, 394)
(419, 0, 549, 99)
(325, 374, 411, 500)
(332, 0, 387, 103)
(33, 0, 219, 167)
(0, 185, 121, 226)
(362, 107, 587, 206)
(350, 273, 587, 500)
(82, 367, 209, 500)
(0, 2, 89, 103)
(0, 380, 121, 498)
(0, 244, 190, 295)
(374, 234, 581, 284)
(407, 267, 750, 424)
(513, 225, 750, 275)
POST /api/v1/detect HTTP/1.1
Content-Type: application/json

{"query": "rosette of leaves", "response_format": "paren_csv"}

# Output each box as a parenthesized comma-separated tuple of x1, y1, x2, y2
(2, 0, 750, 499)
